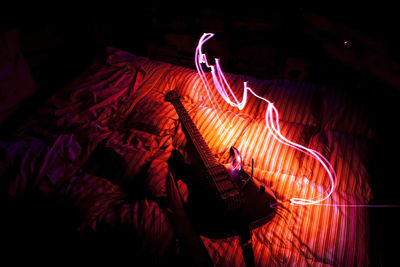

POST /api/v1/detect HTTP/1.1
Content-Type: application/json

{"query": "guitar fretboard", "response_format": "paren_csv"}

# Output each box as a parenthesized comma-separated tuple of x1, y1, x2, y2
(168, 92, 242, 211)
(170, 99, 219, 170)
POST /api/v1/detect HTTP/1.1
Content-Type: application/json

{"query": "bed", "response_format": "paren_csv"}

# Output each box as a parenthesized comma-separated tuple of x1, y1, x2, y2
(1, 46, 372, 266)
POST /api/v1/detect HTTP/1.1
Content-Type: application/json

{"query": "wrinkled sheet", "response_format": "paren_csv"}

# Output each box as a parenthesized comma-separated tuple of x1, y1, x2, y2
(1, 47, 371, 266)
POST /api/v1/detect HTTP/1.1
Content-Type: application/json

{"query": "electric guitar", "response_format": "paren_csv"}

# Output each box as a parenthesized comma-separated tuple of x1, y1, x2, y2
(166, 90, 277, 239)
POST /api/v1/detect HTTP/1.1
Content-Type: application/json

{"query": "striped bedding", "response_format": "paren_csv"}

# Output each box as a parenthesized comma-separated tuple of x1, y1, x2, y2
(1, 47, 371, 266)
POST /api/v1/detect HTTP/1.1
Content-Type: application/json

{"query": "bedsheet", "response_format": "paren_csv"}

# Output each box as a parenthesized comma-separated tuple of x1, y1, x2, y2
(1, 47, 372, 266)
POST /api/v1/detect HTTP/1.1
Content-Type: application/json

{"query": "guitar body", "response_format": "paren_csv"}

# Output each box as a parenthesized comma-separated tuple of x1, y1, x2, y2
(166, 90, 277, 239)
(169, 147, 276, 239)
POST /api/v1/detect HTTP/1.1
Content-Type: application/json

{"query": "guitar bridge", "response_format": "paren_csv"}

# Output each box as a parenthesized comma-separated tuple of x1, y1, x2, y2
(221, 188, 243, 211)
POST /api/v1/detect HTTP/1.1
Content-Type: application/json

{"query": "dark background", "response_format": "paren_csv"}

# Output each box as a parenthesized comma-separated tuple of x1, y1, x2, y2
(1, 4, 400, 266)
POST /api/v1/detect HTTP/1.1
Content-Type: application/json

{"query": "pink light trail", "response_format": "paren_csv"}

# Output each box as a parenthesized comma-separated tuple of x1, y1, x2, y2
(194, 33, 336, 206)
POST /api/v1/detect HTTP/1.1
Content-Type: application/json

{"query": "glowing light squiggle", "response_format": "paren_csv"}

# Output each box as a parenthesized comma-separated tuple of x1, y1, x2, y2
(195, 33, 336, 206)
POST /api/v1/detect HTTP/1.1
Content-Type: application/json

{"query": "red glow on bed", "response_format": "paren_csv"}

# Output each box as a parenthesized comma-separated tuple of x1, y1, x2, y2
(195, 33, 337, 206)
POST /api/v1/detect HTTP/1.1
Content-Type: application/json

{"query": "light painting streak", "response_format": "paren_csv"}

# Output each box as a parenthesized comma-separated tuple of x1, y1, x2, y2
(195, 33, 336, 206)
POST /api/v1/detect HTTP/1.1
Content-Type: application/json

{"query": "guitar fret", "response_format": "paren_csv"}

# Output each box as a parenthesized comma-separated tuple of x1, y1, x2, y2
(172, 100, 218, 169)
(167, 91, 241, 211)
(211, 174, 228, 182)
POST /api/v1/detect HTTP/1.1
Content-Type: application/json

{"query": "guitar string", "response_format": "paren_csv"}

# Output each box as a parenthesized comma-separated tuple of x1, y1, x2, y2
(175, 100, 221, 187)
(171, 91, 240, 202)
(177, 101, 224, 193)
(173, 99, 235, 197)
(172, 100, 217, 180)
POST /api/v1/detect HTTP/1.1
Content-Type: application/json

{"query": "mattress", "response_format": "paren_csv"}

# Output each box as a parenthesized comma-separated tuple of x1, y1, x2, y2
(1, 47, 372, 266)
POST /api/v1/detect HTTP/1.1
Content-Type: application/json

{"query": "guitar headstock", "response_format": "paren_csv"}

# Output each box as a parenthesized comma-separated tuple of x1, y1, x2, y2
(165, 90, 180, 102)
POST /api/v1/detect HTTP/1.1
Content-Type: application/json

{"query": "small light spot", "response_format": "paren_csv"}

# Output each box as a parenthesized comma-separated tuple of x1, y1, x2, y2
(344, 40, 352, 48)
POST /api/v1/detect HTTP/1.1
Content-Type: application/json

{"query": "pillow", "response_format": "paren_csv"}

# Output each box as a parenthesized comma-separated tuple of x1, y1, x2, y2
(320, 86, 370, 137)
(168, 66, 322, 126)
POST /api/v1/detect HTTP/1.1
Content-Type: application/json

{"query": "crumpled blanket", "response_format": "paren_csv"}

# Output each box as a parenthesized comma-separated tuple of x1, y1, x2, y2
(1, 47, 371, 266)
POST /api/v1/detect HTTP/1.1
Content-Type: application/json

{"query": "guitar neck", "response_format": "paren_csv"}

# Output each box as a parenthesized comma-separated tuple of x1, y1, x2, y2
(167, 90, 242, 211)
(170, 99, 219, 170)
